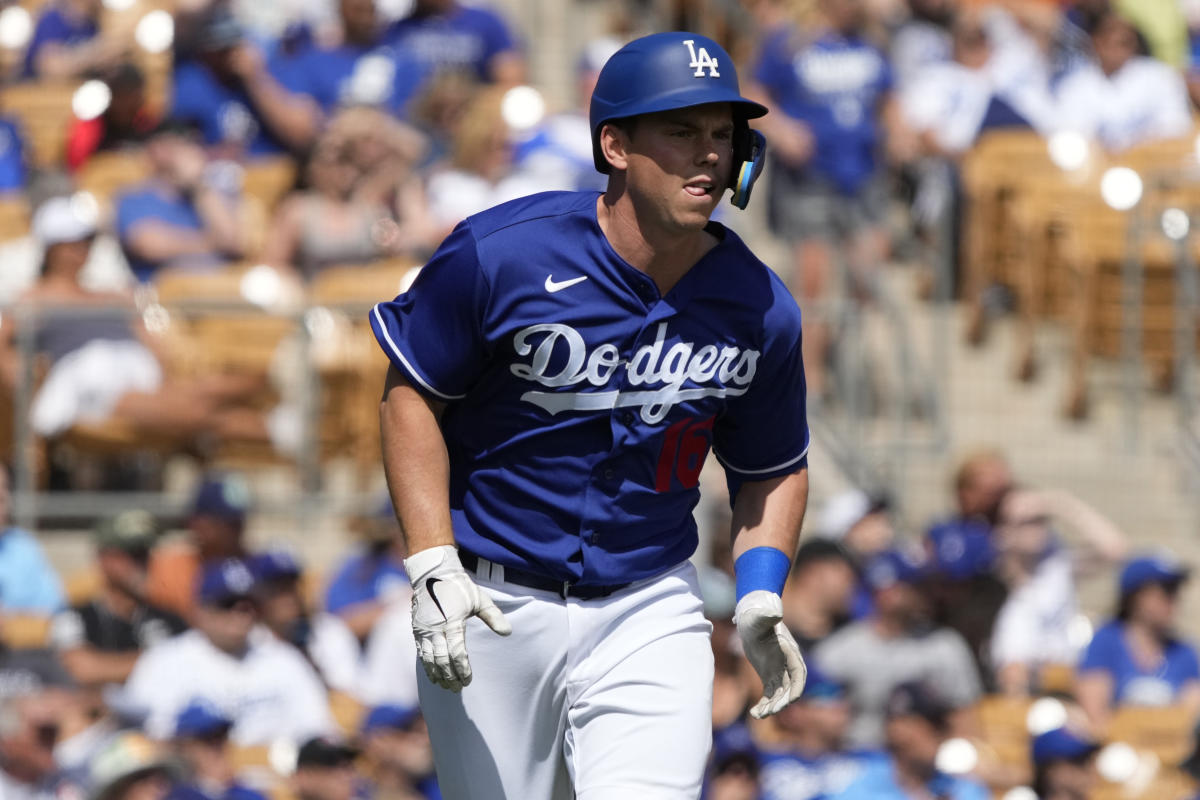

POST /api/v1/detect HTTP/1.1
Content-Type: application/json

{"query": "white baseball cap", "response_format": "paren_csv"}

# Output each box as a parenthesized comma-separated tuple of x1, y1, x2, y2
(32, 193, 98, 247)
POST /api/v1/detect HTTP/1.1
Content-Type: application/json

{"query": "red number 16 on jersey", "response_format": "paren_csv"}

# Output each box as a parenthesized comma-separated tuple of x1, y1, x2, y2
(655, 416, 715, 493)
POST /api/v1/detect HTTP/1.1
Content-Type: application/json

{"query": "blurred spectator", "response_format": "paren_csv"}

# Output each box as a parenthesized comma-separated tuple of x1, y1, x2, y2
(114, 121, 249, 283)
(748, 0, 896, 398)
(1075, 553, 1200, 725)
(425, 85, 543, 234)
(87, 732, 174, 800)
(705, 750, 760, 800)
(5, 200, 277, 452)
(262, 111, 435, 280)
(925, 448, 1011, 580)
(514, 37, 621, 193)
(322, 497, 408, 641)
(359, 705, 439, 800)
(1055, 11, 1192, 152)
(816, 490, 895, 619)
(754, 667, 884, 799)
(167, 701, 268, 800)
(782, 539, 857, 650)
(0, 690, 75, 800)
(0, 463, 64, 613)
(0, 112, 27, 194)
(1029, 725, 1100, 800)
(291, 737, 362, 800)
(384, 0, 524, 88)
(124, 559, 335, 745)
(171, 8, 322, 158)
(65, 63, 158, 172)
(1052, 0, 1110, 80)
(248, 549, 362, 696)
(816, 549, 982, 749)
(889, 0, 957, 91)
(51, 511, 186, 689)
(829, 682, 989, 799)
(407, 71, 478, 166)
(148, 475, 253, 619)
(989, 488, 1127, 695)
(275, 0, 427, 117)
(358, 594, 418, 709)
(901, 15, 1032, 162)
(1113, 0, 1187, 67)
(23, 0, 127, 81)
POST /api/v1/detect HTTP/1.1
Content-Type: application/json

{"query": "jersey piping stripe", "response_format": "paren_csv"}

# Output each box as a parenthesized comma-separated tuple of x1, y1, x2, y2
(715, 441, 809, 476)
(372, 303, 467, 401)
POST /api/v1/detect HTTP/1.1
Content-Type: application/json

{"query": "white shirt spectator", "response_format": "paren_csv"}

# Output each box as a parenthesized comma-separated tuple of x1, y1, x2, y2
(902, 62, 995, 154)
(123, 627, 335, 745)
(358, 596, 419, 709)
(989, 549, 1081, 669)
(426, 168, 546, 231)
(1055, 56, 1193, 151)
(890, 20, 953, 91)
(307, 613, 363, 697)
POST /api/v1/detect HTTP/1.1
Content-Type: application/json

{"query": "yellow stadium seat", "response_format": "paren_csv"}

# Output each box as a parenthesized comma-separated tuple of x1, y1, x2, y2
(77, 149, 151, 210)
(976, 695, 1034, 773)
(242, 158, 298, 215)
(0, 195, 30, 241)
(1106, 706, 1195, 765)
(64, 568, 102, 605)
(1, 615, 51, 648)
(2, 81, 80, 168)
(329, 690, 365, 735)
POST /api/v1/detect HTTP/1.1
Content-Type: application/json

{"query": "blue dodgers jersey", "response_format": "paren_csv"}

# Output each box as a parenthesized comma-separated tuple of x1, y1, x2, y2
(753, 27, 892, 194)
(371, 191, 808, 586)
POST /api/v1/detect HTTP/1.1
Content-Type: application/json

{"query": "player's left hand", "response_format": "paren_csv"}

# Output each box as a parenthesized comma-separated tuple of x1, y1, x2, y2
(735, 590, 807, 719)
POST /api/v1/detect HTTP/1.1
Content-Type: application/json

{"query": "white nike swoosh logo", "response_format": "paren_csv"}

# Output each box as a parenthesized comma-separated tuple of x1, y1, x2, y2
(545, 275, 589, 293)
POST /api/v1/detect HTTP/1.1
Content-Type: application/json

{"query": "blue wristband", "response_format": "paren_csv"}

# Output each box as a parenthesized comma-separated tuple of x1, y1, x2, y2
(734, 546, 791, 601)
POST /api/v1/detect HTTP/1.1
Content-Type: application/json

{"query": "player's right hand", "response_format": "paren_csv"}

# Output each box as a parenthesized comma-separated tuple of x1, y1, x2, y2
(404, 545, 512, 692)
(735, 590, 807, 719)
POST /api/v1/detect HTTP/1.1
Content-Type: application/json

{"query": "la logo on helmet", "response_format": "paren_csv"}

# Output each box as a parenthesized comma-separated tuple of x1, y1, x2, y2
(683, 39, 719, 78)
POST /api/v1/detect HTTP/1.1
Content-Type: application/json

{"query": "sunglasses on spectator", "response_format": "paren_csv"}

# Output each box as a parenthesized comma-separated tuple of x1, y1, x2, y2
(214, 596, 254, 612)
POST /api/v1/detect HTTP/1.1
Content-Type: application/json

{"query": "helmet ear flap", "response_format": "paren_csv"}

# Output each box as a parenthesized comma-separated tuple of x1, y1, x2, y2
(729, 122, 767, 210)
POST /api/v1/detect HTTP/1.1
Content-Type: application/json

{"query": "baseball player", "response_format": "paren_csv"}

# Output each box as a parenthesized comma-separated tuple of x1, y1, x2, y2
(371, 31, 810, 799)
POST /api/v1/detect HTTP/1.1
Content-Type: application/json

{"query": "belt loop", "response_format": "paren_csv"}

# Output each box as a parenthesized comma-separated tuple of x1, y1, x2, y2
(474, 557, 489, 582)
(494, 562, 504, 584)
(561, 581, 570, 600)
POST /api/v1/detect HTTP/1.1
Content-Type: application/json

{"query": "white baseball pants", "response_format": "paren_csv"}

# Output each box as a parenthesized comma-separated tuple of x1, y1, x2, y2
(417, 560, 715, 800)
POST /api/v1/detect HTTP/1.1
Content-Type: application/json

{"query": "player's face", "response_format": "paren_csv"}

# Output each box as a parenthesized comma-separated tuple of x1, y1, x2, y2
(621, 103, 734, 233)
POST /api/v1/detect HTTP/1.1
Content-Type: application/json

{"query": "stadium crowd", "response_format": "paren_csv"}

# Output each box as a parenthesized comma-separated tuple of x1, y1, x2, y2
(0, 0, 1195, 798)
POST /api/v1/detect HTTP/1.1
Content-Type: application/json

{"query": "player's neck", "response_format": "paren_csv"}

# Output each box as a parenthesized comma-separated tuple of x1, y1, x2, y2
(596, 193, 717, 294)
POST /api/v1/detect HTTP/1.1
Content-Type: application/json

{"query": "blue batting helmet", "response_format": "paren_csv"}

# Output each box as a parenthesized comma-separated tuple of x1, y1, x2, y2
(589, 32, 768, 175)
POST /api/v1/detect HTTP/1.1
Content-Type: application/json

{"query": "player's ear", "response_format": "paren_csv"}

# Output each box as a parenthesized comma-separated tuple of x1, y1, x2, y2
(599, 121, 632, 172)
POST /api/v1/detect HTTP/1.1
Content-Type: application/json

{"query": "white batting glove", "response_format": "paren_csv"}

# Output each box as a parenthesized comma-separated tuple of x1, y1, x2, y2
(405, 545, 512, 692)
(735, 590, 807, 719)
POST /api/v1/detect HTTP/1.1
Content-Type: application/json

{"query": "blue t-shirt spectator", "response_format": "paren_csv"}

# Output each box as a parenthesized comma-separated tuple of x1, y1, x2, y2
(753, 27, 892, 194)
(926, 518, 995, 580)
(1078, 620, 1200, 707)
(324, 547, 408, 614)
(385, 3, 518, 84)
(759, 749, 885, 800)
(829, 758, 990, 800)
(22, 5, 97, 79)
(168, 784, 268, 800)
(170, 60, 301, 157)
(115, 181, 209, 283)
(0, 119, 27, 192)
(0, 527, 65, 613)
(272, 42, 427, 117)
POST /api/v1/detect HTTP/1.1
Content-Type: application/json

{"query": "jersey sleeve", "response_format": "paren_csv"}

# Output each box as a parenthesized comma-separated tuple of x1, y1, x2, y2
(713, 306, 808, 486)
(369, 221, 491, 400)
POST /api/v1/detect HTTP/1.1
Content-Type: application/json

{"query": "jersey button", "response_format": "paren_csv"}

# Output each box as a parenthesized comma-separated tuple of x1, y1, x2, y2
(619, 411, 635, 425)
(602, 468, 615, 481)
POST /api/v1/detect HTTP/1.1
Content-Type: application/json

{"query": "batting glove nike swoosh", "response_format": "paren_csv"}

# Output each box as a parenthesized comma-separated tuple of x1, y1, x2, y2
(405, 545, 512, 692)
(735, 590, 807, 718)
